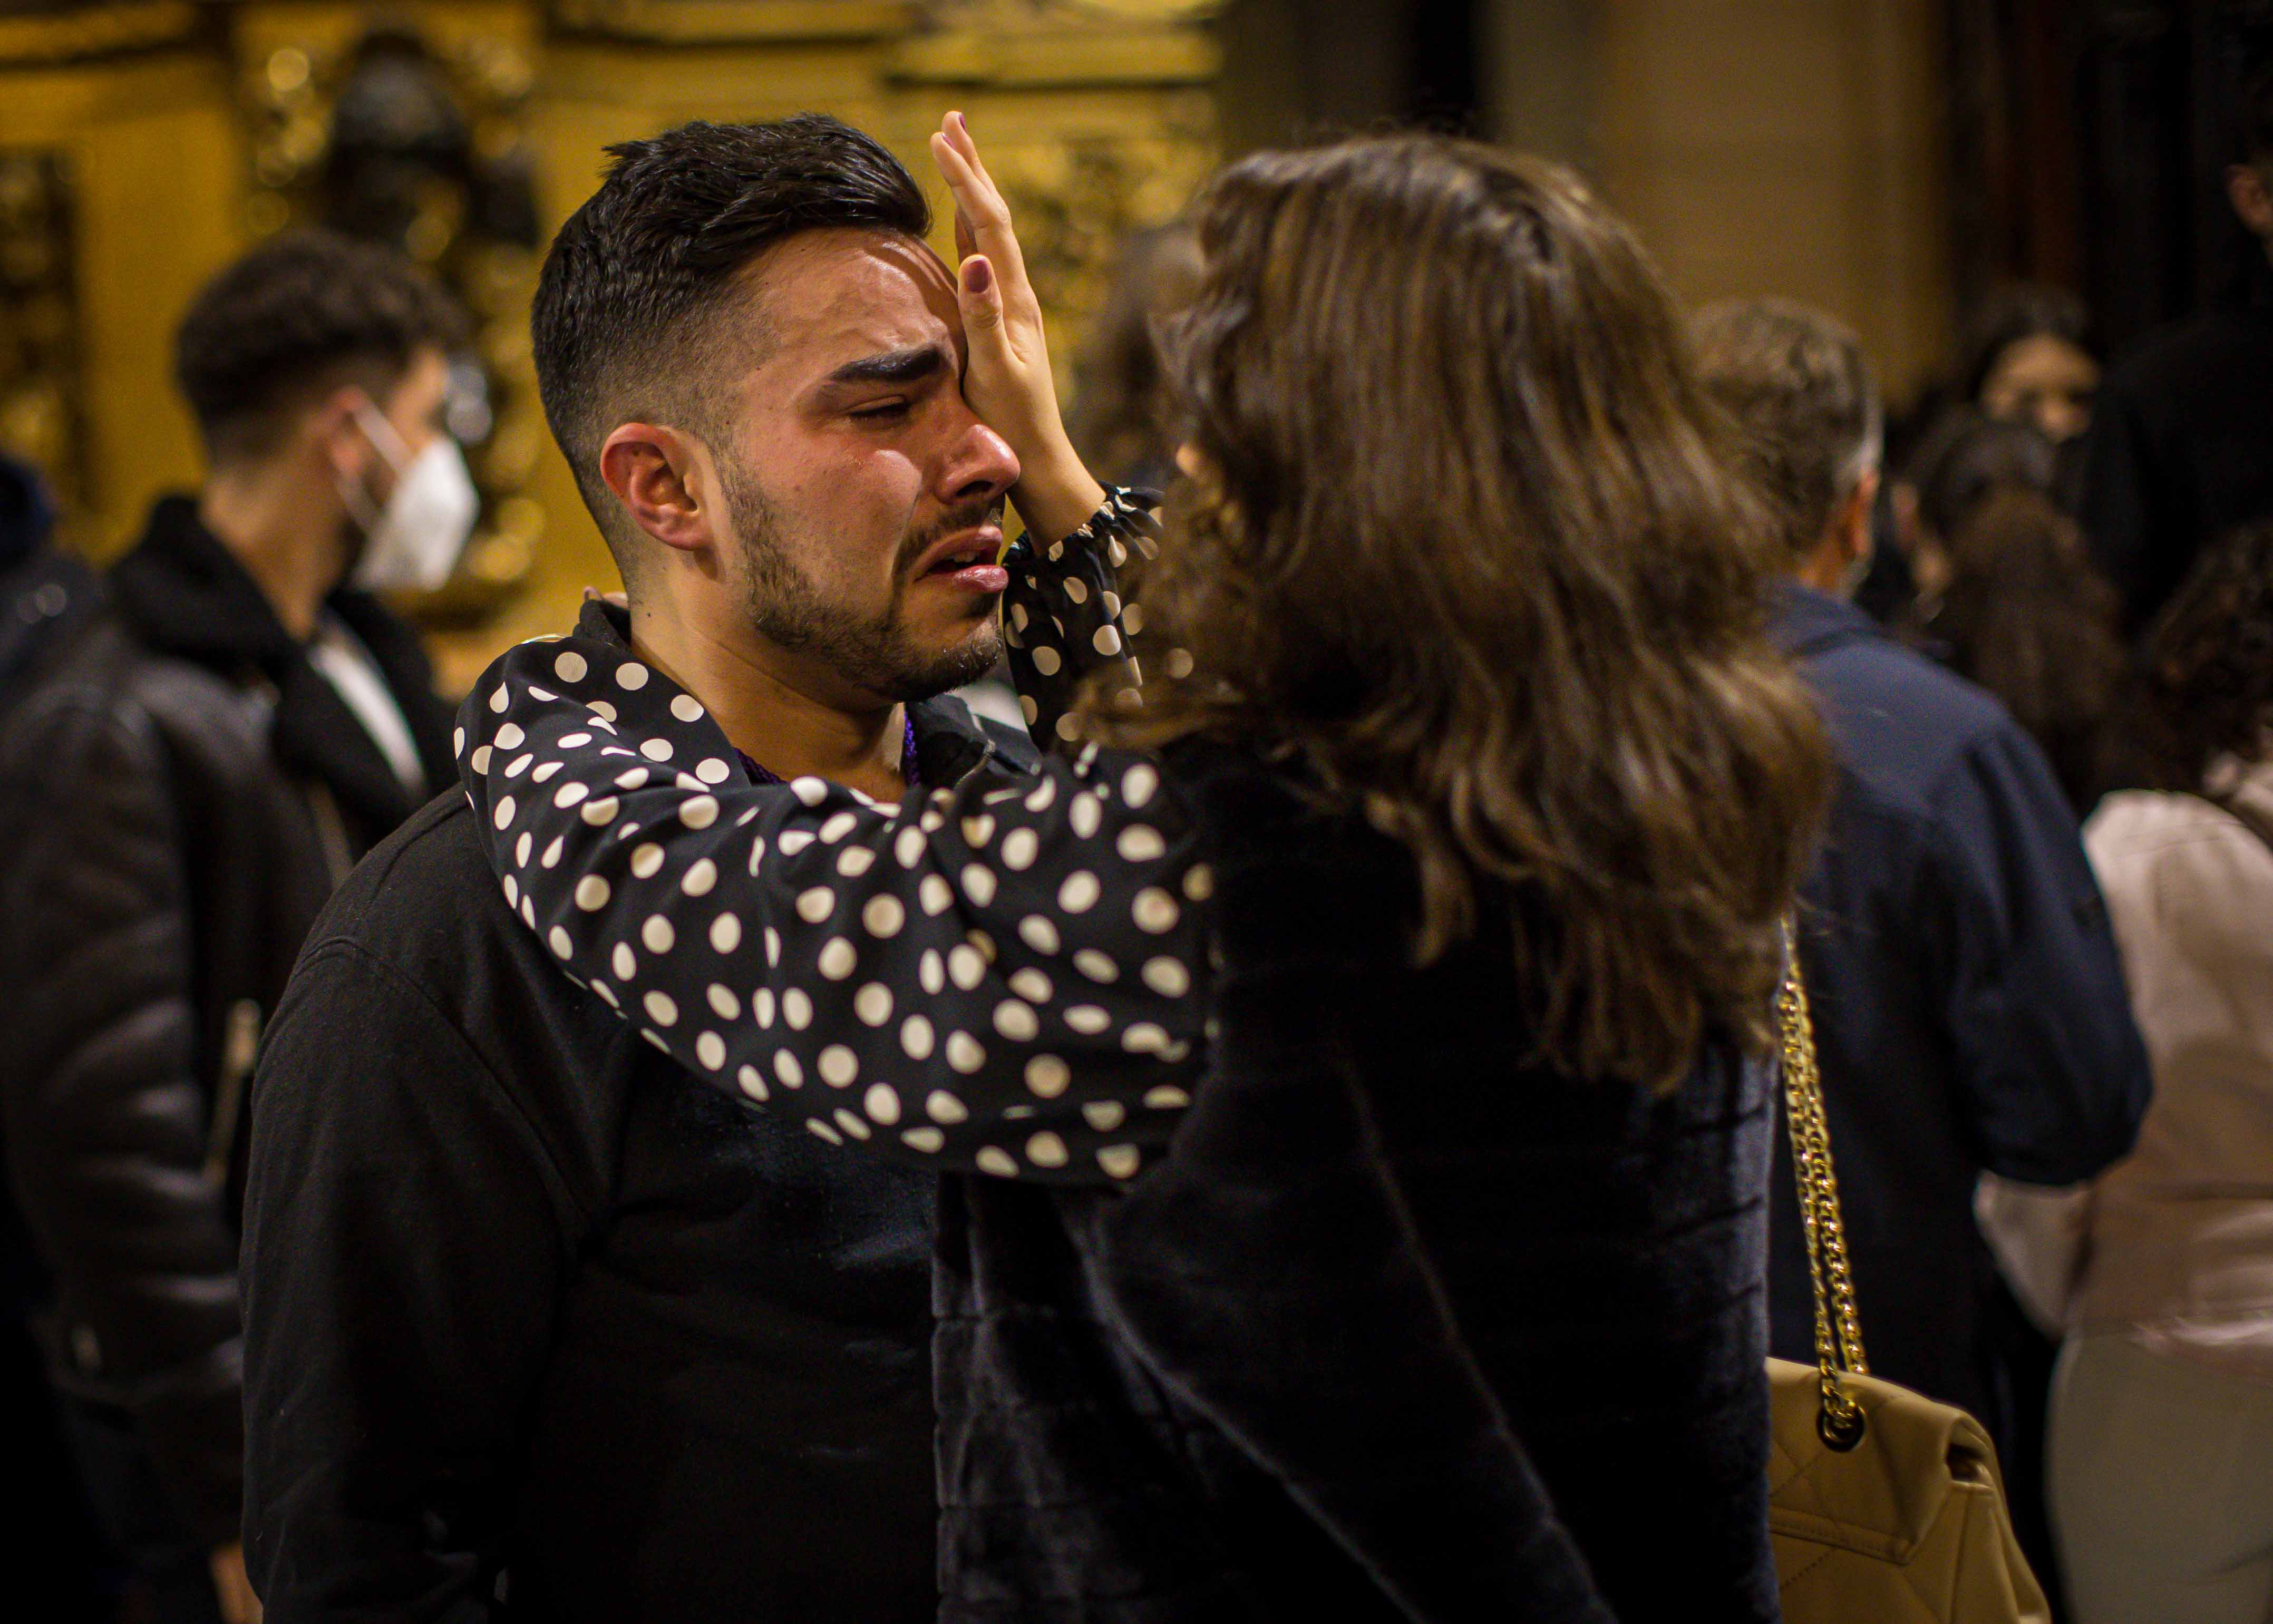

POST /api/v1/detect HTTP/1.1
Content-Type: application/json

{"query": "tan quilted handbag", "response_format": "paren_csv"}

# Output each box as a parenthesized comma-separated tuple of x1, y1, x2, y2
(1766, 933, 2051, 1623)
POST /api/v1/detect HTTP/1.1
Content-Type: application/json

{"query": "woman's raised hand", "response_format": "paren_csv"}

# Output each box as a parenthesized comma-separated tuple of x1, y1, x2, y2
(930, 110, 1105, 544)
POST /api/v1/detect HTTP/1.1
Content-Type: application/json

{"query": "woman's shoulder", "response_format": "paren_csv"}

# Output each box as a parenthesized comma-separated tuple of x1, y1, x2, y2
(2087, 786, 2273, 871)
(2087, 784, 2273, 956)
(1163, 739, 1413, 870)
(1162, 737, 1416, 953)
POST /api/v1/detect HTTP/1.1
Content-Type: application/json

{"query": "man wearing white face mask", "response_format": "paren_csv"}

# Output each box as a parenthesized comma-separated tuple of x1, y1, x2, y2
(0, 231, 464, 1624)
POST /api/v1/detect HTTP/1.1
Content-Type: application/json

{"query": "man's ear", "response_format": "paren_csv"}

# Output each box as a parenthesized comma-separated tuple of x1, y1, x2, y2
(1841, 466, 1881, 568)
(312, 385, 377, 483)
(2228, 162, 2273, 240)
(599, 423, 721, 556)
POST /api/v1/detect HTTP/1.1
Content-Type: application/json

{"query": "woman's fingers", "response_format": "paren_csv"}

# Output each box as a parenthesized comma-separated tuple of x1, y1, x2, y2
(931, 112, 1031, 289)
(958, 254, 1004, 337)
(943, 110, 997, 198)
(929, 134, 989, 270)
(929, 129, 986, 221)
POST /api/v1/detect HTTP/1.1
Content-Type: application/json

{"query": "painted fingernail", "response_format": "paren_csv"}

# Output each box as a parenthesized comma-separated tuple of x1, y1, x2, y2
(964, 257, 992, 295)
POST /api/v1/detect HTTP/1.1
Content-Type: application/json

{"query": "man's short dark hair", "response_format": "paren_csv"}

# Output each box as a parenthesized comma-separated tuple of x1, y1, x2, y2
(530, 115, 931, 573)
(1691, 298, 1881, 561)
(175, 230, 467, 464)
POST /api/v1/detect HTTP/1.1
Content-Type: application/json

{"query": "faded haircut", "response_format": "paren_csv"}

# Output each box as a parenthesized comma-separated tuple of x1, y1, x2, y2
(530, 115, 929, 576)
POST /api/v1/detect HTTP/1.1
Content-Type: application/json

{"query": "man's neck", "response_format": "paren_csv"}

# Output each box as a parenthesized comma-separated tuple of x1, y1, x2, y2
(627, 600, 910, 803)
(1792, 539, 1859, 599)
(199, 462, 344, 640)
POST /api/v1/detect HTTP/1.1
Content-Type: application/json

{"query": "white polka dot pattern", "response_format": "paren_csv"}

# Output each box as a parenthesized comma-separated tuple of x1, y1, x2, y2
(996, 488, 1152, 753)
(452, 489, 1210, 1184)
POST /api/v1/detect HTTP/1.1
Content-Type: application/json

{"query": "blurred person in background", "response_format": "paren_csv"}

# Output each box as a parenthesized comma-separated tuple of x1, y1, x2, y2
(1931, 487, 2127, 819)
(1693, 297, 2152, 1604)
(2013, 522, 2273, 1624)
(0, 451, 113, 1617)
(1899, 409, 2058, 618)
(1961, 283, 2100, 448)
(2078, 59, 2273, 634)
(0, 232, 464, 1623)
(1854, 284, 2098, 626)
(1898, 413, 2128, 818)
(1065, 220, 1201, 491)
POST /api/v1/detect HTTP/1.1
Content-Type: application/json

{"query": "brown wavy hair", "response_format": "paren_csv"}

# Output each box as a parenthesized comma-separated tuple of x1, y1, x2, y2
(1936, 487, 2126, 816)
(1110, 135, 1831, 1091)
(2098, 520, 2273, 795)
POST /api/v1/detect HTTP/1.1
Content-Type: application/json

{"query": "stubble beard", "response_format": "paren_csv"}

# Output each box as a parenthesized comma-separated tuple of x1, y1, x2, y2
(722, 467, 1004, 705)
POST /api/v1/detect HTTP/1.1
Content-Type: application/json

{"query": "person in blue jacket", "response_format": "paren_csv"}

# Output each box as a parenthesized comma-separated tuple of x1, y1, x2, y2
(1694, 298, 2153, 1598)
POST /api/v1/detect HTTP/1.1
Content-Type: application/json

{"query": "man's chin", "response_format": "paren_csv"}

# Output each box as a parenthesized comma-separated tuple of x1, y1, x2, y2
(878, 620, 1004, 705)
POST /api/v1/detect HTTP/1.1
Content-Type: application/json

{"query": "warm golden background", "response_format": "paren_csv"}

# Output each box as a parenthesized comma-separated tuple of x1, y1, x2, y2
(0, 0, 2182, 691)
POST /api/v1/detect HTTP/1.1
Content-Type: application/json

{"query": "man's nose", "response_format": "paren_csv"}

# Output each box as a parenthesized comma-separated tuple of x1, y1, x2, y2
(940, 414, 1019, 506)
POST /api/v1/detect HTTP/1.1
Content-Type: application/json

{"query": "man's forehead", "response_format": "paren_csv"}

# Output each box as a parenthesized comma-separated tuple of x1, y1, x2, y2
(741, 227, 963, 377)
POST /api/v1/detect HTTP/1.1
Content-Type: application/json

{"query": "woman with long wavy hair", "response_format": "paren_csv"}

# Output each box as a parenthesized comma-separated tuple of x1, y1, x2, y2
(458, 127, 1830, 1619)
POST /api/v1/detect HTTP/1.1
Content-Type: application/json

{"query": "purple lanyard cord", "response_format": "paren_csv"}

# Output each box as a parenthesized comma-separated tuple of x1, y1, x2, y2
(735, 713, 922, 792)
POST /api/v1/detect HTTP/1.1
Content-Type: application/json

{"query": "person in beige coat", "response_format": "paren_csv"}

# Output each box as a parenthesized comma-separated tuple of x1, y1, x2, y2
(2002, 520, 2273, 1623)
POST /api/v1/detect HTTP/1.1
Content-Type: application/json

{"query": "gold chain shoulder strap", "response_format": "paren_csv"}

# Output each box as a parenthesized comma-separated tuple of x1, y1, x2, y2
(1777, 918, 1870, 1447)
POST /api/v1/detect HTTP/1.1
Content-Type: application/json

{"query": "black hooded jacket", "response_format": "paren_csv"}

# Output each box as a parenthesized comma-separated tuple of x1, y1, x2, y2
(0, 495, 451, 1544)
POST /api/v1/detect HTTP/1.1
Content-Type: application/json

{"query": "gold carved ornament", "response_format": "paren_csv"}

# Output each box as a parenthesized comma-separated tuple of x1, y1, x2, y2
(238, 17, 545, 631)
(0, 150, 85, 548)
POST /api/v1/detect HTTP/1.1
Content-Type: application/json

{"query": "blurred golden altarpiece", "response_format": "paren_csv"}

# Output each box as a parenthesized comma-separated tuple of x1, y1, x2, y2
(0, 0, 1219, 689)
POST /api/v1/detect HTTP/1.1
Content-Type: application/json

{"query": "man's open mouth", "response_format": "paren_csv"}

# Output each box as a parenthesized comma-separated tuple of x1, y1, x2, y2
(914, 526, 1011, 594)
(925, 542, 996, 575)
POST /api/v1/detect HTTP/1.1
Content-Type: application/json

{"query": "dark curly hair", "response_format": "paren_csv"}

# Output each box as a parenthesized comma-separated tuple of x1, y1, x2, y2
(2100, 521, 2273, 794)
(1114, 135, 1831, 1091)
(174, 229, 465, 462)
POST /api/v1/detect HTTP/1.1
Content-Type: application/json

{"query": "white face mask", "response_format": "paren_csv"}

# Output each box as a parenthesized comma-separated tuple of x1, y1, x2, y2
(339, 401, 479, 594)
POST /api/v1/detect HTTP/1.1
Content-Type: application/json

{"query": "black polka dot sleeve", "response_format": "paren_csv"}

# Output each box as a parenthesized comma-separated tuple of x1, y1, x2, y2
(453, 499, 1206, 1185)
(998, 487, 1157, 751)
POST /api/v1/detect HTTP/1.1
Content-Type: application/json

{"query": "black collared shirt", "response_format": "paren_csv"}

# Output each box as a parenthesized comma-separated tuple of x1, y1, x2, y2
(238, 691, 1032, 1620)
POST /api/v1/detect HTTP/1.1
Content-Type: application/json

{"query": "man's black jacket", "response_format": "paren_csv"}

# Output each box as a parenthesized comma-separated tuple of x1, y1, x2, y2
(0, 496, 450, 1546)
(1770, 585, 2150, 1438)
(2076, 263, 2273, 633)
(237, 695, 1030, 1620)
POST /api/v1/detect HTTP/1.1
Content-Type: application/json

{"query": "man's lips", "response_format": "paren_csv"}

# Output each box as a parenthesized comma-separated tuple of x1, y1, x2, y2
(911, 524, 1009, 594)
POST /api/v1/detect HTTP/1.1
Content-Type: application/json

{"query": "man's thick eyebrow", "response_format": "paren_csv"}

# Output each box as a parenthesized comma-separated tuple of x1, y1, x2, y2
(821, 346, 949, 387)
